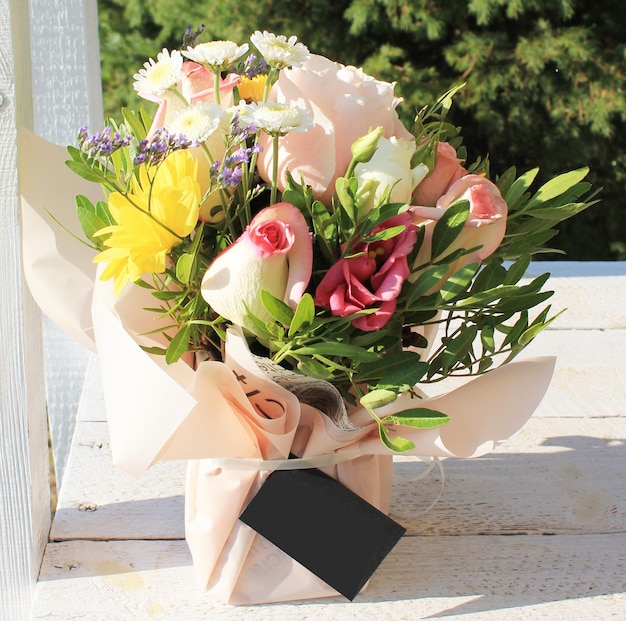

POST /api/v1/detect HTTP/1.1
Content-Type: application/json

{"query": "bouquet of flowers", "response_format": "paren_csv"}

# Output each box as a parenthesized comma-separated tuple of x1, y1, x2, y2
(22, 28, 596, 604)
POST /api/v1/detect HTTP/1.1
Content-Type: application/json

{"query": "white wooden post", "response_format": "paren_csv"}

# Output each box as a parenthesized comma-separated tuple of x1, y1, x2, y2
(29, 0, 103, 488)
(0, 0, 50, 618)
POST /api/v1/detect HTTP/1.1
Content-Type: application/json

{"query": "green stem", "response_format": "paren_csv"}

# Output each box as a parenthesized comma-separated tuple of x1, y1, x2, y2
(270, 133, 279, 204)
(213, 71, 221, 107)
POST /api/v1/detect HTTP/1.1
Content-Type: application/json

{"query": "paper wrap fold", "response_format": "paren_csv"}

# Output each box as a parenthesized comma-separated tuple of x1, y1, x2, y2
(20, 130, 556, 603)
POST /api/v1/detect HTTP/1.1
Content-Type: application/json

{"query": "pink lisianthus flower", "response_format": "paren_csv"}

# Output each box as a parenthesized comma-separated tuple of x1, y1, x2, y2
(201, 203, 312, 326)
(412, 141, 467, 207)
(315, 213, 418, 331)
(410, 174, 508, 287)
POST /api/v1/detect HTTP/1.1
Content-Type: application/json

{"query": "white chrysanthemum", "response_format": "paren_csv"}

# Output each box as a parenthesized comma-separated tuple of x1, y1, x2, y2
(167, 102, 226, 142)
(133, 49, 183, 99)
(239, 102, 313, 136)
(182, 40, 249, 70)
(250, 31, 310, 69)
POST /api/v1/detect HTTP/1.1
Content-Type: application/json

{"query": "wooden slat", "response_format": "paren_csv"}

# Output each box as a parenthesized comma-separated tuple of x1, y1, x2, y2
(32, 535, 626, 620)
(526, 262, 626, 330)
(0, 2, 50, 620)
(50, 416, 626, 542)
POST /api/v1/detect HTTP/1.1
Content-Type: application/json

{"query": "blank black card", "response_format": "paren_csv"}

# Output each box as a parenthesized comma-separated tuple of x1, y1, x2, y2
(239, 467, 406, 600)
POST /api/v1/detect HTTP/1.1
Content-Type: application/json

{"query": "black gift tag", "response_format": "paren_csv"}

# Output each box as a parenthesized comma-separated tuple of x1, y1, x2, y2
(239, 467, 406, 600)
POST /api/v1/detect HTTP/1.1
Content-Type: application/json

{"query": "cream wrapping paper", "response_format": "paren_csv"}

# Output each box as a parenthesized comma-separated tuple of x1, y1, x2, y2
(20, 130, 556, 603)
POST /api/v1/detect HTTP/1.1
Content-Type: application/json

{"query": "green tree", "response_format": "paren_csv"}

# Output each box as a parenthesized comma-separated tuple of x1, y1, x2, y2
(97, 0, 626, 259)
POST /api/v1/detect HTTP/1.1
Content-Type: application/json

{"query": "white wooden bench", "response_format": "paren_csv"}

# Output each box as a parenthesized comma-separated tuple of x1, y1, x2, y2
(2, 3, 626, 620)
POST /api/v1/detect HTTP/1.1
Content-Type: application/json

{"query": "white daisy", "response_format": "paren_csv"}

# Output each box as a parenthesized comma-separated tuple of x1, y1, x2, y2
(167, 102, 226, 142)
(238, 102, 313, 136)
(133, 49, 183, 99)
(250, 31, 310, 69)
(182, 40, 249, 71)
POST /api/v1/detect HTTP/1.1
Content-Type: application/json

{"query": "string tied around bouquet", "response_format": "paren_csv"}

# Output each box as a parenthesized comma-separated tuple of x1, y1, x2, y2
(200, 452, 446, 515)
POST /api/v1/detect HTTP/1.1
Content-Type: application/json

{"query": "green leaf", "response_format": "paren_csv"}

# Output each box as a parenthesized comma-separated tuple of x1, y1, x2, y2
(439, 263, 479, 301)
(95, 201, 114, 226)
(165, 324, 191, 364)
(407, 263, 451, 304)
(361, 224, 405, 244)
(359, 351, 428, 387)
(430, 200, 470, 259)
(441, 324, 478, 373)
(65, 159, 107, 184)
(525, 168, 589, 210)
(295, 357, 336, 380)
(121, 107, 148, 140)
(175, 253, 193, 285)
(505, 167, 538, 207)
(503, 255, 531, 285)
(261, 290, 294, 326)
(378, 423, 415, 453)
(360, 388, 397, 409)
(289, 293, 315, 336)
(76, 195, 109, 245)
(293, 341, 381, 362)
(335, 177, 357, 224)
(384, 407, 449, 429)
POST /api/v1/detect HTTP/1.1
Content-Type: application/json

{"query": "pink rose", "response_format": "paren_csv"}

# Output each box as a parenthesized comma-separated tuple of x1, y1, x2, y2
(315, 213, 418, 331)
(412, 142, 467, 207)
(410, 175, 508, 284)
(256, 54, 413, 205)
(201, 203, 312, 326)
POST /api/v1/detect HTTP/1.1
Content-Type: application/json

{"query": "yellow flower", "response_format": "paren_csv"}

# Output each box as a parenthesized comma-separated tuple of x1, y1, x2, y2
(94, 150, 201, 294)
(238, 75, 267, 102)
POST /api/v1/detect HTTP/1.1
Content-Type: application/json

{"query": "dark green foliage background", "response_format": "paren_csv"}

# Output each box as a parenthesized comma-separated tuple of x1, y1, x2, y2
(98, 0, 626, 260)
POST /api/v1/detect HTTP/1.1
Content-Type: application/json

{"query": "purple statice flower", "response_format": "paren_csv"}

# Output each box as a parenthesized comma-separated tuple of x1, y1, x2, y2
(132, 128, 200, 166)
(241, 53, 268, 79)
(78, 125, 132, 159)
(182, 24, 205, 49)
(231, 112, 258, 143)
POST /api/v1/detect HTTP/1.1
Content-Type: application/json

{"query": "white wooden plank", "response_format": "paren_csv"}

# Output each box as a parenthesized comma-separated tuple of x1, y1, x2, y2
(32, 535, 626, 620)
(50, 415, 626, 542)
(436, 329, 626, 418)
(524, 262, 626, 330)
(0, 1, 50, 619)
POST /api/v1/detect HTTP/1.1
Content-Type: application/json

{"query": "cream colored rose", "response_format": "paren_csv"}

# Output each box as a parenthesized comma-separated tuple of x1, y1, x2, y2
(354, 136, 428, 214)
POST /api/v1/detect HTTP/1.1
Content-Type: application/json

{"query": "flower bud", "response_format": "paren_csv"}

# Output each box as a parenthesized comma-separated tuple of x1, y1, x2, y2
(350, 126, 384, 164)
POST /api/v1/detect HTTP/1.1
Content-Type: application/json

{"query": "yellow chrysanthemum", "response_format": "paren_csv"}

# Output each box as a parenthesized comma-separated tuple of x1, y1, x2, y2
(238, 75, 267, 102)
(94, 149, 201, 294)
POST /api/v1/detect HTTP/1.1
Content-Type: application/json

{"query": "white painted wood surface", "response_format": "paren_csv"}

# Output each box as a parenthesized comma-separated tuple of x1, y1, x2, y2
(31, 262, 626, 619)
(0, 1, 50, 619)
